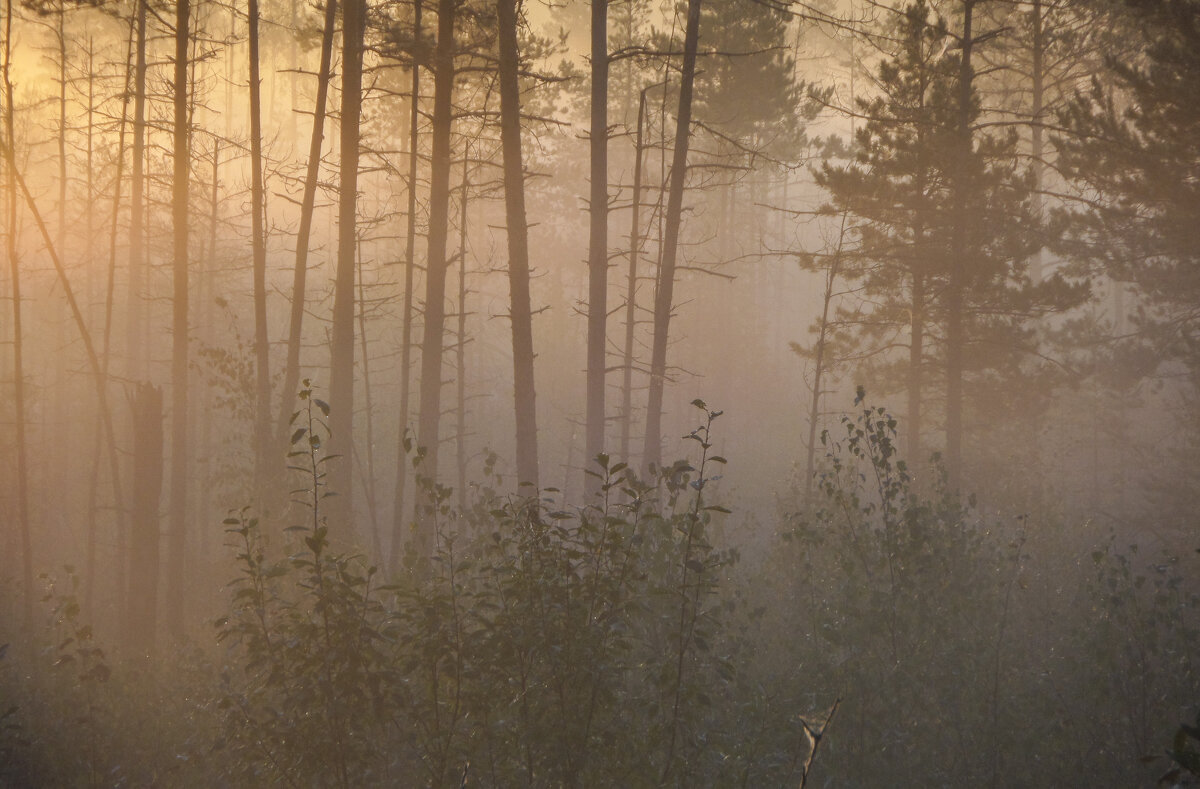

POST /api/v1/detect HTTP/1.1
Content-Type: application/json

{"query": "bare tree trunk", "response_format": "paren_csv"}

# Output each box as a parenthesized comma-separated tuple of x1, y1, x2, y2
(391, 0, 421, 573)
(804, 214, 847, 504)
(56, 0, 66, 252)
(329, 0, 365, 534)
(585, 0, 609, 488)
(908, 272, 924, 466)
(1029, 0, 1044, 285)
(165, 0, 191, 636)
(619, 84, 651, 464)
(278, 0, 337, 448)
(497, 0, 539, 491)
(127, 0, 147, 383)
(643, 0, 701, 473)
(248, 0, 272, 493)
(3, 0, 32, 626)
(416, 0, 457, 520)
(455, 156, 468, 509)
(127, 383, 162, 657)
(356, 245, 383, 560)
(86, 10, 135, 619)
(945, 0, 975, 488)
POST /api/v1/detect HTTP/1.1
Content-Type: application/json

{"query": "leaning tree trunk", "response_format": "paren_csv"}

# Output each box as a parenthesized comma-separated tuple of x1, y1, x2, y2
(642, 0, 701, 473)
(165, 0, 191, 636)
(585, 0, 609, 489)
(497, 0, 539, 492)
(278, 0, 337, 450)
(415, 0, 457, 530)
(3, 0, 32, 626)
(329, 0, 365, 536)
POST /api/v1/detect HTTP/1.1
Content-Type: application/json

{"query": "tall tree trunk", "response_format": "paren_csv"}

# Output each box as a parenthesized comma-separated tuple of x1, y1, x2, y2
(87, 11, 135, 618)
(416, 0, 456, 523)
(455, 156, 469, 509)
(642, 0, 701, 473)
(127, 0, 147, 383)
(585, 0, 609, 487)
(805, 214, 847, 504)
(945, 0, 975, 488)
(619, 84, 651, 464)
(248, 0, 272, 493)
(908, 271, 924, 466)
(329, 0, 365, 534)
(127, 383, 162, 656)
(3, 0, 32, 626)
(392, 0, 421, 573)
(355, 245, 383, 560)
(56, 0, 66, 252)
(278, 0, 337, 448)
(1029, 0, 1044, 284)
(497, 0, 539, 491)
(165, 0, 191, 636)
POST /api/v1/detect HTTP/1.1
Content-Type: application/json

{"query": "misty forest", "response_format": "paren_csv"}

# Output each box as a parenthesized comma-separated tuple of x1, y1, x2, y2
(0, 0, 1198, 783)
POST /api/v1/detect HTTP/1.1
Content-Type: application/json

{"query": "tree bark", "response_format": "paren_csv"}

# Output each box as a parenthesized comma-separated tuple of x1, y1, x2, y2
(497, 0, 539, 491)
(643, 0, 701, 473)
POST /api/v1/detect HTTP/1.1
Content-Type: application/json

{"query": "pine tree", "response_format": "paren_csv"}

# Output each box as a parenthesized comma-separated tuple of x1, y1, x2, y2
(816, 0, 1080, 477)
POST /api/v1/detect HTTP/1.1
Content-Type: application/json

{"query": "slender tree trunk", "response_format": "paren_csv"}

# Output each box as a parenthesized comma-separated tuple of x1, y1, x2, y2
(248, 0, 272, 492)
(391, 0, 421, 573)
(945, 0, 975, 487)
(455, 157, 468, 509)
(329, 0, 365, 533)
(805, 214, 847, 504)
(278, 0, 337, 447)
(1030, 0, 1044, 284)
(908, 271, 924, 466)
(416, 0, 457, 519)
(356, 245, 383, 560)
(619, 84, 651, 464)
(165, 0, 191, 635)
(643, 0, 701, 473)
(497, 0, 539, 491)
(127, 383, 162, 656)
(10, 142, 132, 639)
(127, 0, 146, 383)
(56, 0, 66, 253)
(3, 0, 32, 626)
(87, 12, 135, 618)
(585, 0, 609, 487)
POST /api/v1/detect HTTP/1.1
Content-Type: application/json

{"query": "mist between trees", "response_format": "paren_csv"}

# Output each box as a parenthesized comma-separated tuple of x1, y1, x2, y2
(0, 0, 1198, 785)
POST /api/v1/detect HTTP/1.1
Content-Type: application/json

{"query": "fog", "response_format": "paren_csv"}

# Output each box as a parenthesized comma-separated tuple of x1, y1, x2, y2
(0, 0, 1197, 784)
